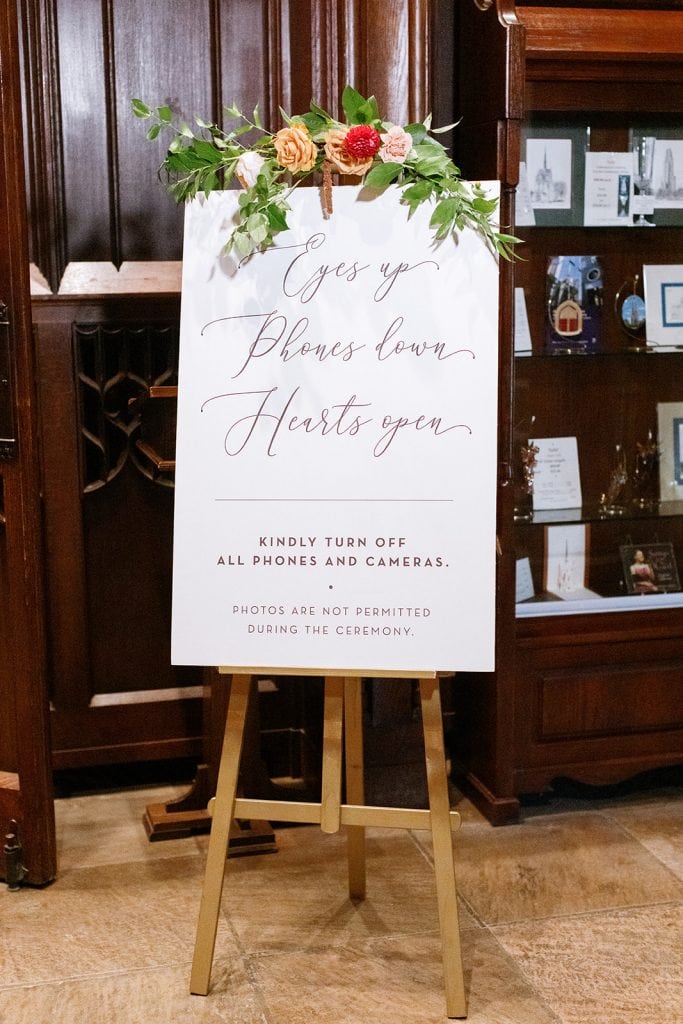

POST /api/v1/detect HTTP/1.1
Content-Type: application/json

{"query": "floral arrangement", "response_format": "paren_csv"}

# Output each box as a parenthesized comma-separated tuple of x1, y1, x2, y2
(132, 85, 516, 260)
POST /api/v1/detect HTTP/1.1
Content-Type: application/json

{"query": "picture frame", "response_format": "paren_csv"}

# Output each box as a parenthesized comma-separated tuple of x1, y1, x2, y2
(632, 127, 683, 226)
(657, 400, 683, 500)
(620, 542, 681, 596)
(644, 266, 683, 350)
(521, 122, 589, 226)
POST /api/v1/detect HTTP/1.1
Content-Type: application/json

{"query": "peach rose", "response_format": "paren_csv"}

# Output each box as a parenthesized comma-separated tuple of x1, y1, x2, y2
(379, 125, 413, 164)
(323, 128, 374, 176)
(273, 123, 317, 173)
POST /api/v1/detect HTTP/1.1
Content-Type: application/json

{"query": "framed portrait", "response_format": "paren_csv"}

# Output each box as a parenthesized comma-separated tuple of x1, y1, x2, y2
(644, 265, 683, 350)
(657, 400, 683, 500)
(521, 123, 589, 226)
(620, 543, 681, 596)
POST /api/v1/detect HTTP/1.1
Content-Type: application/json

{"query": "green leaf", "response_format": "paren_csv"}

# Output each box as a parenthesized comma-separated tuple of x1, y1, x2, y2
(266, 204, 288, 232)
(192, 139, 224, 164)
(146, 123, 162, 141)
(131, 98, 151, 118)
(357, 95, 380, 125)
(233, 231, 253, 257)
(252, 104, 262, 129)
(299, 111, 328, 135)
(247, 215, 269, 244)
(400, 179, 434, 214)
(403, 123, 428, 145)
(342, 85, 367, 124)
(413, 143, 450, 176)
(225, 104, 242, 119)
(472, 196, 499, 215)
(430, 198, 458, 228)
(156, 105, 173, 123)
(364, 162, 402, 189)
(309, 101, 331, 120)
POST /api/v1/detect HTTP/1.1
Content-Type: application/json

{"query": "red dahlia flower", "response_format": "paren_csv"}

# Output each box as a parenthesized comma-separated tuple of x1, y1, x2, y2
(344, 124, 381, 159)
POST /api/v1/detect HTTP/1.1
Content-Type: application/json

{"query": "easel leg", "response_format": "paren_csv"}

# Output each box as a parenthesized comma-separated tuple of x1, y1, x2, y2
(320, 676, 344, 834)
(344, 677, 366, 899)
(420, 678, 467, 1019)
(190, 673, 252, 996)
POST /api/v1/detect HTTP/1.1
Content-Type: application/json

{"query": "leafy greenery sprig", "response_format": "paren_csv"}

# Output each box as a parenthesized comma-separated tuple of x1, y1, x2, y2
(132, 86, 518, 260)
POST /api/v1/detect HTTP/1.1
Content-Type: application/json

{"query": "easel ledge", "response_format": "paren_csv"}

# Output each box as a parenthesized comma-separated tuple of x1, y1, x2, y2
(217, 666, 445, 679)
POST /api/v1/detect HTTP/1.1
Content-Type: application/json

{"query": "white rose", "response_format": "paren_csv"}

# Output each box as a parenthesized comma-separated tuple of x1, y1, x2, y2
(235, 151, 266, 188)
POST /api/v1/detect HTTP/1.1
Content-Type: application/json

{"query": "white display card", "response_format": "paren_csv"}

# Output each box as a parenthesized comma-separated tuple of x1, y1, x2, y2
(544, 524, 596, 600)
(515, 557, 535, 603)
(531, 437, 582, 511)
(583, 152, 634, 227)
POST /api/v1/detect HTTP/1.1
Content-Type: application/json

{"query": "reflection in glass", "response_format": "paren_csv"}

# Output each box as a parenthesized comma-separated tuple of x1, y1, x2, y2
(632, 430, 659, 511)
(600, 444, 628, 516)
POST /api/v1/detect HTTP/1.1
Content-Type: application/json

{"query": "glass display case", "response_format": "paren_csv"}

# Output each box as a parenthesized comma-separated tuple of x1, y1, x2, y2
(454, 0, 683, 823)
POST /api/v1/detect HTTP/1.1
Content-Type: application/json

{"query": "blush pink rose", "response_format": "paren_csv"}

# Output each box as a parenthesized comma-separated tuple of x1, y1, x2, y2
(379, 125, 413, 164)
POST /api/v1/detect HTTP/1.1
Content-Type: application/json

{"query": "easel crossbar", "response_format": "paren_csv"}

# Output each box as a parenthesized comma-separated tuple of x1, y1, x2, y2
(230, 797, 461, 831)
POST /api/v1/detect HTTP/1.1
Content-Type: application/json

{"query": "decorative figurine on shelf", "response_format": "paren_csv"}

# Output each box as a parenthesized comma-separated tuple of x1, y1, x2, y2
(632, 135, 657, 227)
(513, 418, 540, 522)
(600, 443, 628, 516)
(632, 430, 660, 511)
(615, 274, 647, 349)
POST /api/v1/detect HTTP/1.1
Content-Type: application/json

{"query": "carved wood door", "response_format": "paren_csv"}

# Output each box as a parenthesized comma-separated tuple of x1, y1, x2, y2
(0, 0, 56, 885)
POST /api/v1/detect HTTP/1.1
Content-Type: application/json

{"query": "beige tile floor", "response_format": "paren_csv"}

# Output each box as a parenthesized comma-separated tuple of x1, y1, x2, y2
(1, 779, 681, 1024)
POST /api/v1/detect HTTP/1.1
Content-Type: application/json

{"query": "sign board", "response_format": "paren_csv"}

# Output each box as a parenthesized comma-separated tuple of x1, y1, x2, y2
(171, 185, 499, 672)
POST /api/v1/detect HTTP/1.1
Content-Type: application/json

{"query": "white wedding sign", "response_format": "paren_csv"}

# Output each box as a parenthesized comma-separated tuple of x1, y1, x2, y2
(171, 185, 500, 672)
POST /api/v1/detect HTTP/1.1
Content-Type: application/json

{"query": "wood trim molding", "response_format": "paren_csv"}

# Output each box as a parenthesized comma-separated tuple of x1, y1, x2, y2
(17, 0, 66, 293)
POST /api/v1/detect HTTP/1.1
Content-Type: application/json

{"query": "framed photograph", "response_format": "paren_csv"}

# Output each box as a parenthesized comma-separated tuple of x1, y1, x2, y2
(657, 401, 683, 500)
(620, 543, 681, 595)
(644, 265, 683, 350)
(521, 123, 588, 226)
(633, 128, 683, 225)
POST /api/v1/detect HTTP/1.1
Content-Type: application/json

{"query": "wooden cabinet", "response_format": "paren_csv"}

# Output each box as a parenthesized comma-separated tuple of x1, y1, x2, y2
(453, 1, 683, 823)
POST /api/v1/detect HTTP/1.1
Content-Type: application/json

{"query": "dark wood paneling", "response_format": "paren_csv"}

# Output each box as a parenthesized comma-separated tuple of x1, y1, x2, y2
(18, 2, 456, 780)
(20, 0, 451, 286)
(0, 0, 56, 883)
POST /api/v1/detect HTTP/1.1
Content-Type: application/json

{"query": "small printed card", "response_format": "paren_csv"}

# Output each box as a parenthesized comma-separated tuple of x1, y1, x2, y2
(544, 524, 597, 600)
(515, 556, 536, 603)
(514, 287, 533, 355)
(532, 437, 582, 511)
(583, 152, 633, 227)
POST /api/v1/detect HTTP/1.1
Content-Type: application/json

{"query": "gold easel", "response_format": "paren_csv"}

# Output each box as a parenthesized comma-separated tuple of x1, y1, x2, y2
(190, 668, 467, 1019)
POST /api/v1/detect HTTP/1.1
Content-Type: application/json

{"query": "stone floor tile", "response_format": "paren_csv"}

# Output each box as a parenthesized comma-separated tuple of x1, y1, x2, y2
(493, 902, 683, 1024)
(414, 812, 683, 924)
